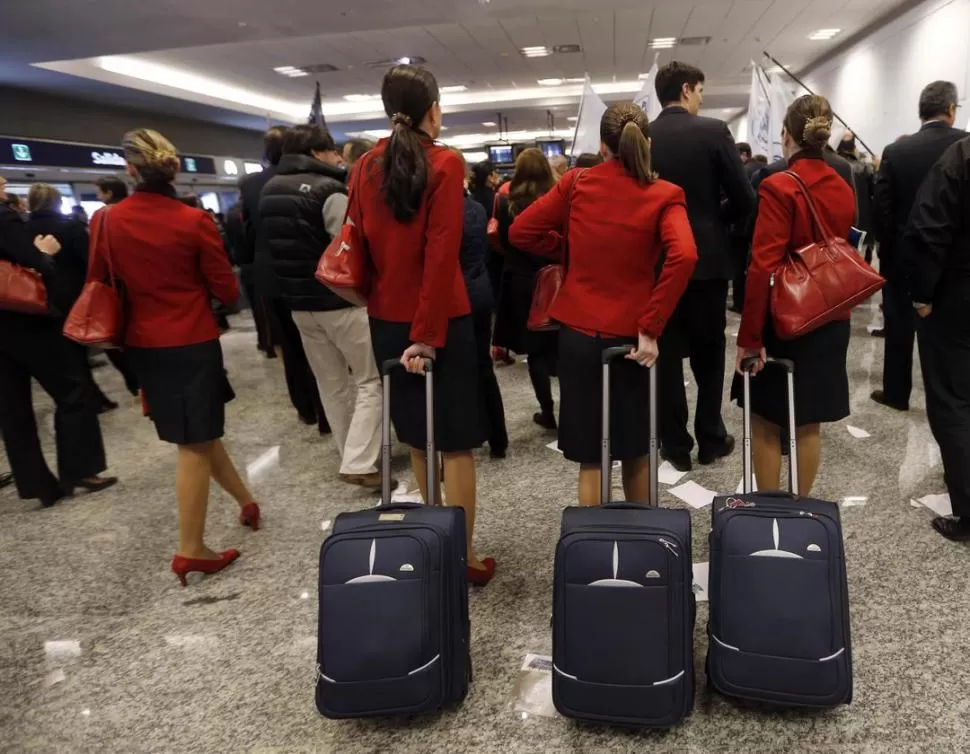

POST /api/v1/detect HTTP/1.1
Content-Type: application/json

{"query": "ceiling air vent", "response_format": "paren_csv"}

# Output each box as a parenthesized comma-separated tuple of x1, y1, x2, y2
(301, 63, 339, 74)
(679, 36, 711, 46)
(553, 44, 583, 54)
(367, 56, 427, 68)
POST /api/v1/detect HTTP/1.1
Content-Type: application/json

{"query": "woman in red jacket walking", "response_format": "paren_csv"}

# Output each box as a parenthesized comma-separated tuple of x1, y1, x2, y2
(87, 129, 260, 586)
(733, 96, 855, 495)
(511, 102, 698, 504)
(350, 65, 494, 584)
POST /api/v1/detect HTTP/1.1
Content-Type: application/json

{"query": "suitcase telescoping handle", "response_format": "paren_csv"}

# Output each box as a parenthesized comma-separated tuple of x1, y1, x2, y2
(380, 358, 436, 507)
(601, 346, 658, 507)
(740, 356, 798, 496)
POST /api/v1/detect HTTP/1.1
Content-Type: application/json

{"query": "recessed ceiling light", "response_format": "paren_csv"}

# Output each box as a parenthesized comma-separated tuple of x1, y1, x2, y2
(649, 37, 678, 49)
(537, 78, 564, 86)
(567, 116, 578, 122)
(274, 66, 296, 73)
(440, 85, 468, 93)
(521, 46, 552, 58)
(482, 121, 497, 127)
(564, 77, 586, 84)
(808, 28, 841, 40)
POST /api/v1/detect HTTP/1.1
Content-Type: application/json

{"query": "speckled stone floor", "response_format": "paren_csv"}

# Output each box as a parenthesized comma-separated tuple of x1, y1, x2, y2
(1, 303, 968, 754)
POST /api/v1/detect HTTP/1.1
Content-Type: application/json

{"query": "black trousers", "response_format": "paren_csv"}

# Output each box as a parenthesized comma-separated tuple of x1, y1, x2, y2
(264, 297, 330, 433)
(472, 308, 508, 451)
(658, 279, 730, 457)
(243, 280, 272, 354)
(105, 349, 139, 396)
(0, 313, 107, 501)
(881, 271, 916, 406)
(729, 239, 748, 311)
(917, 316, 970, 517)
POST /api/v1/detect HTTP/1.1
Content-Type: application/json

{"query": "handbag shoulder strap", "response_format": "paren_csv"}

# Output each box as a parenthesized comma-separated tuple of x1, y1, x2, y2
(96, 207, 118, 291)
(782, 170, 834, 241)
(562, 167, 587, 251)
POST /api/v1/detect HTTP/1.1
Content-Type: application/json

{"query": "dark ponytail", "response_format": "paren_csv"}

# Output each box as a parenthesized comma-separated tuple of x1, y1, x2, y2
(380, 65, 440, 222)
(600, 102, 656, 185)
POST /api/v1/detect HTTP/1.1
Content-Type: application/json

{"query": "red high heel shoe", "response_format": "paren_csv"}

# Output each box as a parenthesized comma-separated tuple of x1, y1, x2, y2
(467, 557, 497, 586)
(171, 549, 240, 587)
(239, 502, 261, 531)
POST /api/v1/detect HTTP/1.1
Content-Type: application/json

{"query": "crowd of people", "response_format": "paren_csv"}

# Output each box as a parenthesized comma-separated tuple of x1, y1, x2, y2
(2, 61, 969, 591)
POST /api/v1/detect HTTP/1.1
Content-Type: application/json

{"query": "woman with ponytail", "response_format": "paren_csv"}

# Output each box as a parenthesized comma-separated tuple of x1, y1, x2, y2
(510, 102, 698, 505)
(349, 65, 495, 585)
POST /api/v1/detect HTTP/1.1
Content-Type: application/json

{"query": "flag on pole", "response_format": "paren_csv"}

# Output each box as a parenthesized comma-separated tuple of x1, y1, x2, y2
(308, 81, 325, 127)
(767, 71, 796, 162)
(747, 62, 772, 160)
(632, 53, 662, 121)
(570, 76, 608, 157)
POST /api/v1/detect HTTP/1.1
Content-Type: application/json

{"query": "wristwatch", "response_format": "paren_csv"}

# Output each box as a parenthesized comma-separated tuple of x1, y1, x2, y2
(913, 301, 930, 309)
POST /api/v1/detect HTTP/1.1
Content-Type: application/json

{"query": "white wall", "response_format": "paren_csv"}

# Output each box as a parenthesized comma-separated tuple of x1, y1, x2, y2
(804, 0, 970, 157)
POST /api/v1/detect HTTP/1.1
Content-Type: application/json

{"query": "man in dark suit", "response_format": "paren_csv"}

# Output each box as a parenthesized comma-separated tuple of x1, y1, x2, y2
(872, 80, 964, 412)
(650, 62, 756, 471)
(904, 135, 970, 540)
(239, 126, 330, 434)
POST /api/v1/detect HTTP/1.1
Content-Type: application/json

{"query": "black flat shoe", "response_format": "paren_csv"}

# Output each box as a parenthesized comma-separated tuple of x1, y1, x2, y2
(699, 435, 736, 466)
(0, 472, 12, 489)
(70, 477, 118, 495)
(533, 411, 557, 431)
(660, 448, 692, 473)
(40, 486, 69, 508)
(870, 390, 908, 412)
(932, 516, 970, 542)
(489, 445, 507, 459)
(98, 399, 119, 414)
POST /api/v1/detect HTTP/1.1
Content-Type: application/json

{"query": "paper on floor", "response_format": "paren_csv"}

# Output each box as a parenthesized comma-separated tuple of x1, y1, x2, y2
(668, 481, 717, 509)
(246, 446, 280, 484)
(378, 481, 424, 506)
(847, 425, 871, 439)
(866, 323, 883, 334)
(657, 461, 688, 486)
(692, 561, 709, 603)
(320, 519, 332, 532)
(512, 654, 556, 719)
(735, 477, 759, 494)
(546, 440, 562, 454)
(912, 493, 953, 517)
(841, 496, 868, 508)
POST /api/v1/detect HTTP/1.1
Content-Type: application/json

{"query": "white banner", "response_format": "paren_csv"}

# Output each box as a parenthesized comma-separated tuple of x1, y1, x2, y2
(570, 77, 608, 157)
(633, 53, 662, 121)
(747, 62, 772, 159)
(768, 71, 796, 162)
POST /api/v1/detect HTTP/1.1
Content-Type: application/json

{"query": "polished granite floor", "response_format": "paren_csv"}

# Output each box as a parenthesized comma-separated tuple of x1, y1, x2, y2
(1, 303, 968, 754)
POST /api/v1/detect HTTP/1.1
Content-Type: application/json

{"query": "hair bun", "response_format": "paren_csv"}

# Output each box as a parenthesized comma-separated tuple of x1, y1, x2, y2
(802, 115, 832, 148)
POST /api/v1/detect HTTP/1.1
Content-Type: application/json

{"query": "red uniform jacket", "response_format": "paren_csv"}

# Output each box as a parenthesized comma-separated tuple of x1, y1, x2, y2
(508, 160, 698, 339)
(739, 154, 856, 348)
(87, 189, 239, 348)
(350, 138, 470, 348)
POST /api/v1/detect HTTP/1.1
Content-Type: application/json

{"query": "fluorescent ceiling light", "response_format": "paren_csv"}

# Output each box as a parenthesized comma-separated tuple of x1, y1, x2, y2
(343, 93, 381, 102)
(521, 46, 552, 58)
(274, 65, 308, 78)
(440, 85, 468, 93)
(567, 116, 578, 122)
(442, 128, 574, 149)
(808, 28, 841, 40)
(463, 151, 488, 163)
(537, 78, 564, 86)
(482, 121, 497, 127)
(650, 37, 677, 49)
(274, 66, 296, 73)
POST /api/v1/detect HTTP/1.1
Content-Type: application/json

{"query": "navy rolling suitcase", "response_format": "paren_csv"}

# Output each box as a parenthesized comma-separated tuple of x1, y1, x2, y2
(707, 357, 852, 707)
(552, 346, 695, 728)
(315, 359, 471, 718)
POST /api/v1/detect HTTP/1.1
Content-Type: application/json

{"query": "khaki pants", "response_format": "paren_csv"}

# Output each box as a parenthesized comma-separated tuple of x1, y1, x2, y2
(292, 308, 381, 476)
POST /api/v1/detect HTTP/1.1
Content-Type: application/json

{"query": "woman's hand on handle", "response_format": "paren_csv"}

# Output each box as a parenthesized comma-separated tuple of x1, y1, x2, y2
(626, 332, 659, 368)
(402, 343, 436, 374)
(735, 346, 767, 376)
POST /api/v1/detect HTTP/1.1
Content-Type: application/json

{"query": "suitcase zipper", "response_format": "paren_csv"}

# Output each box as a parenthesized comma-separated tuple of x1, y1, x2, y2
(658, 537, 680, 558)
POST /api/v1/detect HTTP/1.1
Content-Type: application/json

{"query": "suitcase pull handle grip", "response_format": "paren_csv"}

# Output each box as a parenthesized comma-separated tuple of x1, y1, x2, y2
(382, 358, 434, 376)
(740, 355, 761, 372)
(740, 356, 794, 374)
(602, 345, 633, 364)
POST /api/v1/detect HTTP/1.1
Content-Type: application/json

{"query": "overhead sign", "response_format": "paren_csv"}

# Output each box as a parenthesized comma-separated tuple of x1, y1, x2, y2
(0, 136, 217, 174)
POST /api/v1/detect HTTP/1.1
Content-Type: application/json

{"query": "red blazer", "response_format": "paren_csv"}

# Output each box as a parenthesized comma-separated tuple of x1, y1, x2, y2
(88, 189, 239, 348)
(739, 154, 856, 348)
(350, 138, 470, 348)
(508, 161, 698, 338)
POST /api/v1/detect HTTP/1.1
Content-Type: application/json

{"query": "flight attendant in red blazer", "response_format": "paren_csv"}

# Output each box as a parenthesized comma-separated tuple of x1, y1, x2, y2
(733, 95, 856, 495)
(510, 102, 698, 505)
(87, 129, 261, 586)
(349, 65, 494, 585)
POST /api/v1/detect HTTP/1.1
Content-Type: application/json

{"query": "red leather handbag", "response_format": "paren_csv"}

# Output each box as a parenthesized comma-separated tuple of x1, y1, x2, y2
(487, 194, 502, 252)
(63, 209, 124, 348)
(0, 259, 48, 315)
(770, 171, 884, 340)
(527, 170, 584, 332)
(316, 154, 371, 306)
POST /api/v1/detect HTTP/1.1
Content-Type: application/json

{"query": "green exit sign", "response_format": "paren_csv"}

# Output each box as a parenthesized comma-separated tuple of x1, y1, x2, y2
(11, 143, 32, 162)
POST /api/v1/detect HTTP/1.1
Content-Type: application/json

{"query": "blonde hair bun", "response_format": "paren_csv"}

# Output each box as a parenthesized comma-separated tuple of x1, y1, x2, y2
(122, 128, 181, 184)
(802, 115, 833, 149)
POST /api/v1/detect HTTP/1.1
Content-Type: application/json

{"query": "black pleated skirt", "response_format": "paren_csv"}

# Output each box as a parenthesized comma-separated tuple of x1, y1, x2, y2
(369, 315, 486, 453)
(557, 326, 651, 464)
(127, 339, 234, 445)
(732, 318, 851, 427)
